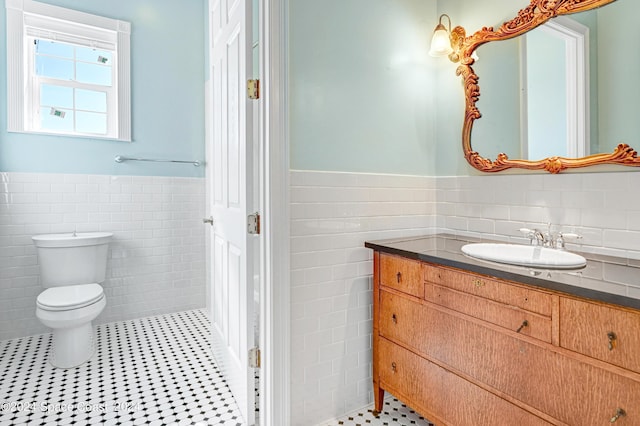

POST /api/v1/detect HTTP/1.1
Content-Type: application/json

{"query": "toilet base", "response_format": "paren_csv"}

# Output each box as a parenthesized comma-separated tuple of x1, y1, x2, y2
(49, 322, 96, 368)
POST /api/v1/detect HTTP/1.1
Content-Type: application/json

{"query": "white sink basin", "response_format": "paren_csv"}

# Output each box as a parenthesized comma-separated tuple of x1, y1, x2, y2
(461, 243, 586, 270)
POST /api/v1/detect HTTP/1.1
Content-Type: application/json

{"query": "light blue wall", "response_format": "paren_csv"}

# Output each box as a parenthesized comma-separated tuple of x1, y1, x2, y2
(289, 0, 438, 175)
(1, 0, 206, 177)
(287, 0, 532, 177)
(467, 36, 521, 161)
(596, 1, 640, 153)
(527, 30, 566, 160)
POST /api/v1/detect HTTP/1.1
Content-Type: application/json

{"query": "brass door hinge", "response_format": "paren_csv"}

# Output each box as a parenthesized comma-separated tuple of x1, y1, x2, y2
(247, 212, 260, 235)
(247, 79, 260, 100)
(249, 347, 261, 368)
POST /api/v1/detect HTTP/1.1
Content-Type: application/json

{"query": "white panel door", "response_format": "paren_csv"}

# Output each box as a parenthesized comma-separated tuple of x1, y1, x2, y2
(207, 0, 255, 423)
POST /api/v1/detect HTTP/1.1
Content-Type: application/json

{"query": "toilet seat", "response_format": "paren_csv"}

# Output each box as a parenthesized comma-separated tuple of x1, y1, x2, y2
(37, 284, 104, 311)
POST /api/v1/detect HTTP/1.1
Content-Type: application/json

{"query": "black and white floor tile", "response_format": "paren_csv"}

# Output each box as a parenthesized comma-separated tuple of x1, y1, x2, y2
(322, 398, 433, 426)
(0, 308, 431, 426)
(0, 309, 244, 426)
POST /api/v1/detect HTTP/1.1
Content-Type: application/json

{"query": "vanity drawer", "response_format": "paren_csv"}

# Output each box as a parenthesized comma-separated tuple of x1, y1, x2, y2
(560, 297, 640, 375)
(380, 254, 423, 298)
(423, 264, 552, 316)
(424, 282, 552, 343)
(380, 290, 640, 426)
(378, 338, 551, 426)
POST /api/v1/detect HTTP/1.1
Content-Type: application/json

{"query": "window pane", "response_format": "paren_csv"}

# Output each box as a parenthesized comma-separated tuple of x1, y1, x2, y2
(36, 56, 74, 80)
(76, 62, 112, 86)
(76, 111, 107, 134)
(35, 40, 74, 59)
(40, 107, 73, 132)
(75, 89, 107, 113)
(40, 84, 73, 109)
(76, 47, 112, 65)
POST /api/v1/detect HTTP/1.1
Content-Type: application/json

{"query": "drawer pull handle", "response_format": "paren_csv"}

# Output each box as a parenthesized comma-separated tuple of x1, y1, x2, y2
(516, 320, 529, 333)
(391, 362, 397, 373)
(608, 332, 617, 351)
(473, 279, 485, 288)
(610, 408, 626, 423)
(396, 272, 402, 283)
(392, 314, 397, 324)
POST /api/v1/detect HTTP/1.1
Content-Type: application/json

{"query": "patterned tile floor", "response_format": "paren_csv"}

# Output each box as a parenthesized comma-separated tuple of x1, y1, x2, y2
(0, 309, 244, 426)
(0, 308, 431, 426)
(323, 397, 432, 426)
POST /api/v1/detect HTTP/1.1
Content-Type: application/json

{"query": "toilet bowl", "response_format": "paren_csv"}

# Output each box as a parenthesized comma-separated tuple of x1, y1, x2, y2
(33, 232, 112, 369)
(36, 284, 106, 368)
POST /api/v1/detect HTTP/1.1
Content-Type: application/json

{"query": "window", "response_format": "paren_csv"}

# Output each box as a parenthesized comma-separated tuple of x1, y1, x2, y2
(6, 0, 131, 141)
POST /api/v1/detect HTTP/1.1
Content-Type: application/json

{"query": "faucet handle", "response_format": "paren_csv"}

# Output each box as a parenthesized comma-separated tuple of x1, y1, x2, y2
(554, 232, 582, 250)
(561, 233, 583, 240)
(519, 228, 535, 236)
(519, 228, 543, 245)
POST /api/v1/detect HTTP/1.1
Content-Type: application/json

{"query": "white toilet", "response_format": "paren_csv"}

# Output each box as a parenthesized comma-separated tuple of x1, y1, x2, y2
(32, 232, 112, 368)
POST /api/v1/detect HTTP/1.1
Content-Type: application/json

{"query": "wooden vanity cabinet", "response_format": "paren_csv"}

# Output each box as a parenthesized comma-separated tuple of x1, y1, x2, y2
(372, 252, 640, 426)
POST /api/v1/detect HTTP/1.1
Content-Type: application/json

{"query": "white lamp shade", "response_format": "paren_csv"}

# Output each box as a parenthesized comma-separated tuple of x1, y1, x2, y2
(429, 28, 453, 57)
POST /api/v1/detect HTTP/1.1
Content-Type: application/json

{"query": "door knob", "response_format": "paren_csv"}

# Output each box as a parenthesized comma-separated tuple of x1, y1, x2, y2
(203, 216, 214, 226)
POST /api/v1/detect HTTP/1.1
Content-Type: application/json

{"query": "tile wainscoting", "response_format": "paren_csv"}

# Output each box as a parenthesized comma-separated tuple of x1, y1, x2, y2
(290, 170, 437, 425)
(0, 172, 206, 341)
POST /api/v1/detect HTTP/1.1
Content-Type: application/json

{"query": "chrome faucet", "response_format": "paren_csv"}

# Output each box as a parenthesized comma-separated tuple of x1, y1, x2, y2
(531, 229, 546, 246)
(520, 227, 548, 246)
(519, 225, 582, 250)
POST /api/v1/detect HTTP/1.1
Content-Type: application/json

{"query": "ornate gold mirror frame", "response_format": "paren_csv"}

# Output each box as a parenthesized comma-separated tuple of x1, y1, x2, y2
(453, 0, 640, 173)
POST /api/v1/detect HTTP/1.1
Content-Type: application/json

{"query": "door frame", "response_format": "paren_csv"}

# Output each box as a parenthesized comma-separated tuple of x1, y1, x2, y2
(259, 0, 290, 425)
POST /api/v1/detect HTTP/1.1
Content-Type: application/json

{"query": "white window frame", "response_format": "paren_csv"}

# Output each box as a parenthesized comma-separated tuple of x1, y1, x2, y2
(6, 0, 131, 141)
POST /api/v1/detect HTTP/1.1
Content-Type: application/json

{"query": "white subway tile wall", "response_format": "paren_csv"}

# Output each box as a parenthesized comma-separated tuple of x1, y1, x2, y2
(436, 172, 640, 296)
(0, 172, 206, 341)
(290, 170, 437, 425)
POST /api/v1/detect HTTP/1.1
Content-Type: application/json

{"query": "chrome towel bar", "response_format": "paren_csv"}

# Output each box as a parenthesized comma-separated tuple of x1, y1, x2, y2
(114, 155, 200, 167)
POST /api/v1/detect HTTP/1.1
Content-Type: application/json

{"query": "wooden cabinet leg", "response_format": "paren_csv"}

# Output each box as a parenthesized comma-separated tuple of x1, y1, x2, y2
(373, 383, 385, 415)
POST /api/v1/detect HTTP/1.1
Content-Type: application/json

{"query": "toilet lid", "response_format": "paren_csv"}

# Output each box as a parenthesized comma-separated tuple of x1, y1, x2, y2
(37, 284, 104, 311)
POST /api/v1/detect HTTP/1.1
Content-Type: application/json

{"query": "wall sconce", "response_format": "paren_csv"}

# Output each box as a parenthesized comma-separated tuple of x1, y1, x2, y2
(429, 14, 467, 62)
(429, 14, 453, 57)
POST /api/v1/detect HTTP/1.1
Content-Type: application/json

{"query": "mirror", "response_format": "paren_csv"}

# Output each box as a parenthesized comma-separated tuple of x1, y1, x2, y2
(455, 0, 640, 173)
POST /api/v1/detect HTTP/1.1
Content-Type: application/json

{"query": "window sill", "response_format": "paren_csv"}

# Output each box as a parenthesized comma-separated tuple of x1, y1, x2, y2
(7, 129, 132, 143)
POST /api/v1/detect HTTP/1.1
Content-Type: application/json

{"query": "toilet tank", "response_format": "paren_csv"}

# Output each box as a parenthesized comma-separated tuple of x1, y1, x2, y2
(32, 232, 113, 287)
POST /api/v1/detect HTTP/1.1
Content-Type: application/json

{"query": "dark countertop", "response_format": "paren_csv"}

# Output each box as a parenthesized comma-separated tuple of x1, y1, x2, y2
(365, 234, 640, 311)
